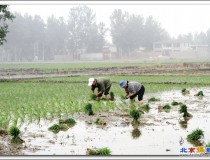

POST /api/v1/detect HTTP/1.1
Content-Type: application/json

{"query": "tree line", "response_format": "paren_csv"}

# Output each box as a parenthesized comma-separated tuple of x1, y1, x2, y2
(1, 5, 210, 61)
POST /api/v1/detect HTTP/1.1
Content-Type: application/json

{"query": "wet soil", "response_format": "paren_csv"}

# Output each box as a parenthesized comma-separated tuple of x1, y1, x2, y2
(0, 87, 209, 155)
(1, 63, 210, 80)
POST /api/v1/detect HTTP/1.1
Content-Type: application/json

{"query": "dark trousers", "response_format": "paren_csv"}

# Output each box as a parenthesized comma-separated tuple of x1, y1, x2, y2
(130, 85, 145, 101)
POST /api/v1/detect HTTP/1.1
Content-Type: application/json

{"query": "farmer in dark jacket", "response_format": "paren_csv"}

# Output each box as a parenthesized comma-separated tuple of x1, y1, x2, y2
(119, 80, 145, 102)
(88, 77, 112, 101)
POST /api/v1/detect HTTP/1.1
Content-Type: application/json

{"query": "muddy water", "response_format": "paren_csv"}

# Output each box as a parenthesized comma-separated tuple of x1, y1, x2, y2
(2, 88, 210, 155)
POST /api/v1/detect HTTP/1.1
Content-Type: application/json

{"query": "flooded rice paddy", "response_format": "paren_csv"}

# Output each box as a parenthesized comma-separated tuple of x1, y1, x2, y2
(1, 87, 210, 155)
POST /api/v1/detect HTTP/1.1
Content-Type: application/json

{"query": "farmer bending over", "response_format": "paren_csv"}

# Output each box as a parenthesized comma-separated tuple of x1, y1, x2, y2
(119, 80, 145, 102)
(88, 77, 112, 101)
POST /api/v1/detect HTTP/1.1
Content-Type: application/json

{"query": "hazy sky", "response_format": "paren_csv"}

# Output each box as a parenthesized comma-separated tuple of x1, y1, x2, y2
(8, 1, 210, 39)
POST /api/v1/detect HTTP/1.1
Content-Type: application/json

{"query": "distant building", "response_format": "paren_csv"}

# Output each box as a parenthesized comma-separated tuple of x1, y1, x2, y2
(153, 40, 191, 54)
(190, 44, 209, 52)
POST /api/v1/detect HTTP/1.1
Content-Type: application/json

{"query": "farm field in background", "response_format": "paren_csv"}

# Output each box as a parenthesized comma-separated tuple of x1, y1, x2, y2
(0, 61, 210, 155)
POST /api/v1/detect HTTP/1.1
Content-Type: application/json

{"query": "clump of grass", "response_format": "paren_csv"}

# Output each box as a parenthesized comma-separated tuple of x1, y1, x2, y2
(48, 124, 68, 133)
(179, 104, 192, 117)
(87, 147, 111, 155)
(9, 125, 24, 144)
(95, 118, 106, 125)
(187, 129, 204, 142)
(90, 94, 97, 100)
(84, 103, 94, 115)
(130, 109, 140, 122)
(148, 97, 160, 102)
(131, 128, 141, 139)
(205, 142, 210, 147)
(163, 104, 171, 110)
(171, 101, 179, 106)
(48, 124, 61, 133)
(194, 91, 204, 96)
(182, 88, 190, 94)
(64, 118, 76, 125)
(110, 91, 115, 101)
(59, 118, 76, 126)
(142, 104, 150, 111)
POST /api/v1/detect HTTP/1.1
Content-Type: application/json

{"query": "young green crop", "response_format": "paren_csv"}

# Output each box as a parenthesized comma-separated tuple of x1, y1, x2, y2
(163, 104, 171, 110)
(187, 129, 204, 142)
(194, 91, 204, 96)
(87, 147, 111, 155)
(9, 125, 24, 144)
(84, 103, 94, 115)
(148, 97, 160, 102)
(110, 91, 115, 101)
(130, 109, 140, 122)
(171, 101, 179, 105)
(179, 104, 192, 117)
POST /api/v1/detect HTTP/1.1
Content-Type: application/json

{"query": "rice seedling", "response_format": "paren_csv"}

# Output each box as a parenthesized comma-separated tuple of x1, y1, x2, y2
(179, 104, 192, 117)
(110, 91, 115, 101)
(84, 103, 94, 115)
(48, 124, 61, 134)
(8, 125, 24, 144)
(48, 123, 69, 134)
(182, 88, 190, 94)
(129, 109, 140, 122)
(171, 100, 179, 106)
(90, 94, 97, 100)
(59, 118, 76, 127)
(131, 128, 141, 139)
(86, 147, 111, 155)
(163, 104, 171, 110)
(187, 129, 204, 142)
(148, 97, 160, 102)
(95, 118, 106, 126)
(194, 91, 204, 96)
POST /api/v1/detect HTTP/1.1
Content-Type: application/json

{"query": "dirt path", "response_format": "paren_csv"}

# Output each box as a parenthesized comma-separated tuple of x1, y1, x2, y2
(1, 63, 210, 80)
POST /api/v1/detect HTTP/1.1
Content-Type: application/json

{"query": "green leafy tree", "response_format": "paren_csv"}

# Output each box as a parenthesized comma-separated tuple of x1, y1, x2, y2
(143, 16, 170, 51)
(0, 5, 15, 45)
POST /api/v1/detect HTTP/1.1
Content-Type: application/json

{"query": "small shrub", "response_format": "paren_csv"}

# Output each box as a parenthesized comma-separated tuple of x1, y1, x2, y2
(194, 91, 204, 96)
(187, 129, 204, 142)
(84, 103, 94, 115)
(130, 109, 140, 121)
(110, 91, 115, 101)
(90, 94, 97, 100)
(87, 147, 111, 155)
(148, 97, 160, 102)
(179, 104, 192, 117)
(171, 101, 179, 106)
(9, 126, 20, 138)
(163, 104, 171, 110)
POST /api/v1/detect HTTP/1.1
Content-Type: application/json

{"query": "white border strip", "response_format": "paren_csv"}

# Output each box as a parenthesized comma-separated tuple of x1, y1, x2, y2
(1, 1, 210, 5)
